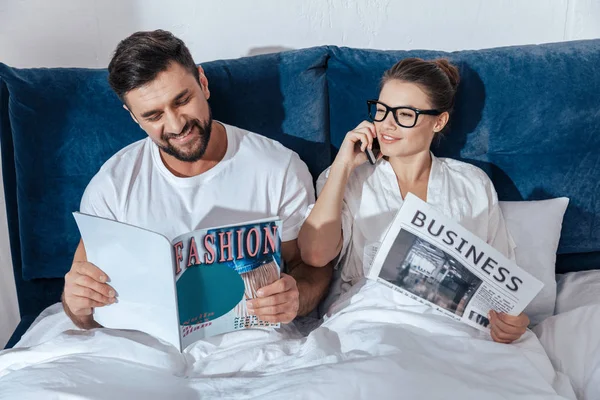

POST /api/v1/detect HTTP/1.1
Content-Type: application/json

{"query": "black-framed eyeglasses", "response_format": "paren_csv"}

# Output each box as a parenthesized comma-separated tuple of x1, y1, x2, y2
(367, 100, 442, 128)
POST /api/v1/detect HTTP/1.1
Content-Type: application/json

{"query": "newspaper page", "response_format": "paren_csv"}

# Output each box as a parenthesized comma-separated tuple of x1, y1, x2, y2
(367, 193, 544, 332)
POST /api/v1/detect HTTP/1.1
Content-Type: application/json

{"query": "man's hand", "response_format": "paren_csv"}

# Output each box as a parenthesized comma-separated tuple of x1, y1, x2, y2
(63, 260, 115, 328)
(488, 310, 529, 344)
(245, 273, 299, 324)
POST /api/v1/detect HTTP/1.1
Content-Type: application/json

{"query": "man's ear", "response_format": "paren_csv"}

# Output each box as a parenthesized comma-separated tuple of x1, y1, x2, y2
(123, 104, 139, 125)
(197, 66, 210, 100)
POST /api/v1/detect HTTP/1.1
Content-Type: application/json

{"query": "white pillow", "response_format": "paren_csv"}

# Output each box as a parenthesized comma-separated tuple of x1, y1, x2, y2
(499, 198, 569, 326)
(533, 305, 600, 400)
(555, 270, 600, 314)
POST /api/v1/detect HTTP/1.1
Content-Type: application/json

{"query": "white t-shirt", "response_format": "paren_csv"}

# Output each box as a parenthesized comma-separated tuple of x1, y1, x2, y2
(316, 153, 516, 289)
(80, 122, 315, 244)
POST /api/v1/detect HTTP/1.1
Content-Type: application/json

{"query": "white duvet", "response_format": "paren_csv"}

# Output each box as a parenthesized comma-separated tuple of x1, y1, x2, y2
(0, 280, 576, 400)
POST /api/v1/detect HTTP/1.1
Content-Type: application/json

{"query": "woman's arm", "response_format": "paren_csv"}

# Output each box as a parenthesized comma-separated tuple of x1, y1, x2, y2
(298, 121, 378, 267)
(298, 162, 353, 267)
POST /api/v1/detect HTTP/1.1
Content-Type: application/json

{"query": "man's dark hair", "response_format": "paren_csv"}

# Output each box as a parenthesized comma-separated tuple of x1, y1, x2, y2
(108, 29, 199, 101)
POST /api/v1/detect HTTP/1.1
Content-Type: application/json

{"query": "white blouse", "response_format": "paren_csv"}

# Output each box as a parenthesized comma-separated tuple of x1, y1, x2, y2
(315, 153, 516, 291)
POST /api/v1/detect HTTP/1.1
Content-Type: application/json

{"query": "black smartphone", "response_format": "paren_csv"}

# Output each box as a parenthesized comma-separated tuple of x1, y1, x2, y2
(365, 138, 380, 165)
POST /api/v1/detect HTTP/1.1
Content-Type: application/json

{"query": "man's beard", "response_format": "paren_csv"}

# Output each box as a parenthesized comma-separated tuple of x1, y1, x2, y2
(158, 109, 213, 162)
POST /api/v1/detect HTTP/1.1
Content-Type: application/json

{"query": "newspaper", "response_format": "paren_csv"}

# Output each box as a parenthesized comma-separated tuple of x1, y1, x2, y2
(367, 193, 544, 332)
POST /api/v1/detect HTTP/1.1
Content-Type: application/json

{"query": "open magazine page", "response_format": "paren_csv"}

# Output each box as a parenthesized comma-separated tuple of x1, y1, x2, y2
(368, 194, 543, 332)
(172, 218, 282, 349)
(73, 213, 181, 350)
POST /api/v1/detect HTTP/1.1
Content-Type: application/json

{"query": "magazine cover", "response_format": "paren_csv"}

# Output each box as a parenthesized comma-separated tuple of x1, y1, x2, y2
(73, 213, 282, 351)
(174, 219, 282, 348)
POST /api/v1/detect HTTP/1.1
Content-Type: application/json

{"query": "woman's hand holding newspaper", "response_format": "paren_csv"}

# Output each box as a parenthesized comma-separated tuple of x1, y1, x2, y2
(489, 310, 530, 344)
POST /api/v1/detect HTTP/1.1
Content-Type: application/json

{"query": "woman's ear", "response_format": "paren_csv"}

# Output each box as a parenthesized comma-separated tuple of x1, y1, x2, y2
(433, 111, 450, 133)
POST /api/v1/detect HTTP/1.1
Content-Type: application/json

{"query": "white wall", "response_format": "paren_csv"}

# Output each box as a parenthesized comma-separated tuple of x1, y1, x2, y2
(0, 0, 598, 347)
(2, 0, 600, 68)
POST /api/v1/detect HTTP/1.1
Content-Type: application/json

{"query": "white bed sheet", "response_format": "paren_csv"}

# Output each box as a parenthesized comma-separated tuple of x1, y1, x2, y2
(533, 269, 600, 400)
(0, 280, 576, 400)
(534, 305, 600, 400)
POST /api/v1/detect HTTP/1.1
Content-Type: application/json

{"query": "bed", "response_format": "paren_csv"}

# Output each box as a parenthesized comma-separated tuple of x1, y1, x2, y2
(2, 40, 600, 399)
(0, 280, 584, 399)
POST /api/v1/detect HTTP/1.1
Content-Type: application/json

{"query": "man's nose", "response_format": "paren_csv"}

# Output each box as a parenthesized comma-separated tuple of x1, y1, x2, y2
(165, 109, 186, 134)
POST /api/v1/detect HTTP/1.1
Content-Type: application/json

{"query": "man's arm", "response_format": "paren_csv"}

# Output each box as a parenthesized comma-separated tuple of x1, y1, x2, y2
(62, 292, 103, 330)
(247, 239, 333, 322)
(246, 152, 332, 321)
(282, 239, 333, 316)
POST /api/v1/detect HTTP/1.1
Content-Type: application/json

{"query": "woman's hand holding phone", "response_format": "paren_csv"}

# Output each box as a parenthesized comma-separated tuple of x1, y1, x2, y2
(334, 121, 380, 171)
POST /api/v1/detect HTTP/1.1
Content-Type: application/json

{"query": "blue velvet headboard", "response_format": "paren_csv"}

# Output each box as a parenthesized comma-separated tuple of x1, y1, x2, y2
(1, 41, 599, 347)
(325, 41, 600, 261)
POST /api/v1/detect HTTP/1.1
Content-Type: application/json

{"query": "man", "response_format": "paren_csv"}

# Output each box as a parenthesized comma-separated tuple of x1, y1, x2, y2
(62, 29, 332, 329)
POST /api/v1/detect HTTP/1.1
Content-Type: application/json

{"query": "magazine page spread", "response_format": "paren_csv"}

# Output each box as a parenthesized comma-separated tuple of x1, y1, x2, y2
(173, 218, 282, 349)
(367, 194, 544, 332)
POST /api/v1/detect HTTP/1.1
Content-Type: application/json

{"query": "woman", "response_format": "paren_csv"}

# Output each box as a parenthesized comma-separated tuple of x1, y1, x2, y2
(298, 58, 529, 344)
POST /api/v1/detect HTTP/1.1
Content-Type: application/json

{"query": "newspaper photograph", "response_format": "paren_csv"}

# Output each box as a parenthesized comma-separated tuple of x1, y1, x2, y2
(368, 193, 544, 332)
